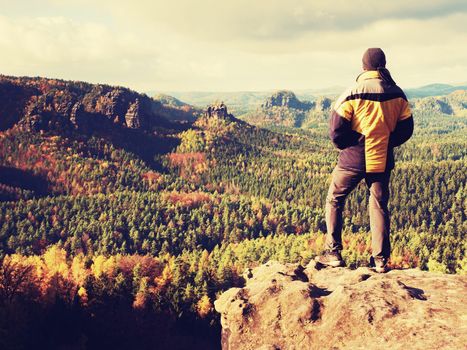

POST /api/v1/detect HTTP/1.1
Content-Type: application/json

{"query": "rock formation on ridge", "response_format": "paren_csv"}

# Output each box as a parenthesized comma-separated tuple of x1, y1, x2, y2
(215, 260, 467, 350)
(0, 75, 173, 133)
(206, 102, 236, 121)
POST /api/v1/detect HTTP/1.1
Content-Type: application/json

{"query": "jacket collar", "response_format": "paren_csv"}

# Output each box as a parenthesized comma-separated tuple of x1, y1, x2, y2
(356, 70, 380, 83)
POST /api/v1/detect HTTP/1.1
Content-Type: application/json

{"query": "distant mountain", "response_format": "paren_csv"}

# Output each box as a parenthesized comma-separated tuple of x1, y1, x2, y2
(413, 89, 467, 116)
(153, 93, 201, 122)
(0, 75, 177, 133)
(152, 83, 466, 115)
(262, 90, 313, 110)
(156, 90, 274, 116)
(240, 90, 331, 128)
(153, 93, 190, 108)
(405, 83, 467, 98)
(149, 88, 341, 117)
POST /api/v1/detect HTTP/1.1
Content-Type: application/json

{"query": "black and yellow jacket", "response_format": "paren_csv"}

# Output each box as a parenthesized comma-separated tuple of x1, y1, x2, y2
(329, 70, 414, 173)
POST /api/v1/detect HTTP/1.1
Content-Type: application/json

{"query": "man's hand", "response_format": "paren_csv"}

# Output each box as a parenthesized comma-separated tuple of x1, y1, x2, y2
(329, 109, 360, 150)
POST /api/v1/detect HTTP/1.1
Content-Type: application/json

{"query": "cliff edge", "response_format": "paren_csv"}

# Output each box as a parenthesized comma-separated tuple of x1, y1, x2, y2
(214, 261, 467, 350)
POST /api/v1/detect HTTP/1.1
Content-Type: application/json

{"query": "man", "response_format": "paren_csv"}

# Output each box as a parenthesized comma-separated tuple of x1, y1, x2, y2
(316, 48, 414, 273)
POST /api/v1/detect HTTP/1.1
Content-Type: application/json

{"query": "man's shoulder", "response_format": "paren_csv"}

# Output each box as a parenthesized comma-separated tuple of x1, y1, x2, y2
(390, 85, 408, 100)
(375, 84, 409, 102)
(333, 81, 408, 110)
(333, 85, 357, 110)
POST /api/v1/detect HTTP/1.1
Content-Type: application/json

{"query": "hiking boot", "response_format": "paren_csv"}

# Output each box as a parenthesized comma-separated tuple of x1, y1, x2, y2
(315, 250, 345, 268)
(372, 256, 389, 273)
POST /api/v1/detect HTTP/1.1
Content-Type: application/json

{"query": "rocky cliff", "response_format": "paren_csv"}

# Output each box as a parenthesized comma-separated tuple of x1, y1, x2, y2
(261, 90, 313, 111)
(0, 75, 175, 133)
(205, 102, 237, 122)
(241, 91, 334, 127)
(314, 96, 332, 112)
(215, 260, 467, 350)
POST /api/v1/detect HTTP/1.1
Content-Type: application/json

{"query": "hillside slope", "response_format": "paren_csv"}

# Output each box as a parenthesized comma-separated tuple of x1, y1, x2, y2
(0, 75, 197, 200)
(406, 83, 467, 98)
(215, 261, 467, 350)
(240, 90, 327, 128)
(0, 75, 179, 132)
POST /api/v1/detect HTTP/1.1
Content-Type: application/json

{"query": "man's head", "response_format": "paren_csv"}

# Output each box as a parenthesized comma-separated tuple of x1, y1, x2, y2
(362, 48, 386, 70)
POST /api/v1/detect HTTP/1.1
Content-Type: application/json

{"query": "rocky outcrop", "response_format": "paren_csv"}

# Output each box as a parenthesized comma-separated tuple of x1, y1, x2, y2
(314, 96, 332, 112)
(247, 91, 315, 128)
(0, 75, 173, 133)
(261, 91, 313, 111)
(70, 102, 85, 127)
(215, 260, 467, 350)
(206, 102, 236, 122)
(125, 99, 141, 128)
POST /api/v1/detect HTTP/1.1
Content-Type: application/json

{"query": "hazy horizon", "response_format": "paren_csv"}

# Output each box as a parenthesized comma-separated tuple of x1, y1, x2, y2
(153, 81, 467, 95)
(1, 0, 466, 93)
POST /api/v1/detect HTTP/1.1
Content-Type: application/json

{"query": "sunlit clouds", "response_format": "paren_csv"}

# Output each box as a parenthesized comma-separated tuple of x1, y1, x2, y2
(0, 0, 466, 92)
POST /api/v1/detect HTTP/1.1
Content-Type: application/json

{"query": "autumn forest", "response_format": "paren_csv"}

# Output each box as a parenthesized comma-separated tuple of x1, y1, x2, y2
(0, 75, 465, 349)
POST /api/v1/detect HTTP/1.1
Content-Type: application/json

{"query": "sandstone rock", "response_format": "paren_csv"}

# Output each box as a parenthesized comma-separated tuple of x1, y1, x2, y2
(70, 102, 85, 128)
(261, 91, 313, 111)
(0, 75, 173, 133)
(125, 99, 141, 128)
(314, 96, 332, 112)
(206, 102, 235, 121)
(215, 260, 467, 350)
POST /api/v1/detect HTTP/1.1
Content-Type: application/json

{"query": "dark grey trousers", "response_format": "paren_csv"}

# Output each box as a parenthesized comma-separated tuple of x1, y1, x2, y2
(325, 165, 391, 258)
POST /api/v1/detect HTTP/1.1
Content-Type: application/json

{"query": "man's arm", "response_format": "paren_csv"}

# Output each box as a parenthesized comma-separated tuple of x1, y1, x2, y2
(389, 96, 413, 147)
(329, 109, 360, 150)
(389, 115, 413, 147)
(329, 94, 359, 150)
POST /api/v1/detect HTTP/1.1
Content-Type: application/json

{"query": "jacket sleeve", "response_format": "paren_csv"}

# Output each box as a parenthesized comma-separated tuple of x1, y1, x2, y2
(389, 115, 413, 147)
(329, 97, 359, 150)
(389, 97, 414, 147)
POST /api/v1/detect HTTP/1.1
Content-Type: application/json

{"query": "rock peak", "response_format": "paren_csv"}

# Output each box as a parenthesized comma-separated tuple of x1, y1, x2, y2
(262, 90, 313, 110)
(205, 102, 235, 121)
(0, 75, 172, 133)
(215, 260, 467, 350)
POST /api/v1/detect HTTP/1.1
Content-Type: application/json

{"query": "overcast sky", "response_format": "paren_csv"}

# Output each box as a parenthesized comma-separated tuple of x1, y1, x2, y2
(1, 0, 466, 93)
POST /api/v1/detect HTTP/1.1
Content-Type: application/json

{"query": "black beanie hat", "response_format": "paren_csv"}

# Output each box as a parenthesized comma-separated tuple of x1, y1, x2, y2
(362, 48, 386, 70)
(362, 48, 396, 86)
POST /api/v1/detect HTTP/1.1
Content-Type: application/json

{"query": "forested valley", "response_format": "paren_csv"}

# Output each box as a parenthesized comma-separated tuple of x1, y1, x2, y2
(0, 76, 465, 349)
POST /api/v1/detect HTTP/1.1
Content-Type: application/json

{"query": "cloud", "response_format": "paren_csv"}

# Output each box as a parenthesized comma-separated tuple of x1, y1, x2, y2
(57, 0, 467, 42)
(0, 14, 162, 87)
(0, 1, 466, 91)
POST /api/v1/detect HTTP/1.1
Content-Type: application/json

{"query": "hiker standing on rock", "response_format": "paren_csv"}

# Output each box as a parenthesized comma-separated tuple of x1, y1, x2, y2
(316, 48, 414, 273)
